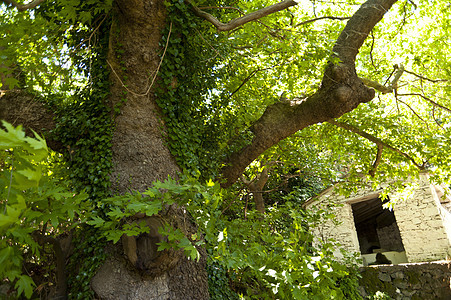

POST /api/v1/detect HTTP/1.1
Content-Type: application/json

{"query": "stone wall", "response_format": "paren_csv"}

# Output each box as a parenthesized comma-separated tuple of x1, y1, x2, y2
(309, 199, 360, 257)
(358, 261, 451, 300)
(391, 177, 451, 262)
(377, 222, 404, 252)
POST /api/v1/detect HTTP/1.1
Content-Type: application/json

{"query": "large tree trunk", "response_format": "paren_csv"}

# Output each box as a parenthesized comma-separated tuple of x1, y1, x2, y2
(90, 1, 209, 299)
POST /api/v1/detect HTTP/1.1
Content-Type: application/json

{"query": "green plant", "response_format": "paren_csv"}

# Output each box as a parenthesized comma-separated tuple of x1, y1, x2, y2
(0, 121, 89, 298)
(87, 173, 363, 299)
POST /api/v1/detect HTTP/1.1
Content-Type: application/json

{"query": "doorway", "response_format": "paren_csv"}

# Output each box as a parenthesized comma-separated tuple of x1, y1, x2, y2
(351, 197, 407, 265)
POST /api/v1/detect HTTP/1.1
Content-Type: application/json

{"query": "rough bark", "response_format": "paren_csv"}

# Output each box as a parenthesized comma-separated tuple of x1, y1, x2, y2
(0, 90, 61, 151)
(91, 0, 209, 299)
(221, 0, 398, 187)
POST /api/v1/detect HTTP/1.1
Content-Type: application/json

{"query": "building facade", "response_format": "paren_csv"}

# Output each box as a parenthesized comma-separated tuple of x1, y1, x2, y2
(304, 174, 451, 265)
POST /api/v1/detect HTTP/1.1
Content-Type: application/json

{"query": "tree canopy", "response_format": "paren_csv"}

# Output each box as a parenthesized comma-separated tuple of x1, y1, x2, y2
(2, 0, 451, 186)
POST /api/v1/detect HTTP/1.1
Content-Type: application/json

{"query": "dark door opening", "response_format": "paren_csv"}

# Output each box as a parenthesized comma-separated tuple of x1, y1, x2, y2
(351, 197, 405, 255)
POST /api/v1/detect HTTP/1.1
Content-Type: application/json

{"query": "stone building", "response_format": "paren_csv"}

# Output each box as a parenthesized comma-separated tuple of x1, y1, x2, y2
(304, 173, 451, 266)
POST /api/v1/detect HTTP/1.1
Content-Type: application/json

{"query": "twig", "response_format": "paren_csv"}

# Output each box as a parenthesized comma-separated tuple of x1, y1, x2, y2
(403, 69, 448, 83)
(329, 119, 424, 169)
(369, 30, 377, 71)
(432, 106, 444, 129)
(397, 93, 451, 113)
(195, 28, 226, 60)
(228, 62, 287, 99)
(295, 15, 350, 27)
(395, 97, 429, 129)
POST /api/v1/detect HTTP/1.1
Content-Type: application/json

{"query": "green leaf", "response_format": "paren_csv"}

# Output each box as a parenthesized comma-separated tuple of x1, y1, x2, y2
(0, 247, 13, 269)
(15, 275, 35, 299)
(87, 216, 105, 227)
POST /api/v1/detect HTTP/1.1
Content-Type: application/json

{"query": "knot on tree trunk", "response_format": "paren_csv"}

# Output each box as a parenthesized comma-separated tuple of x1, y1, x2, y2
(321, 62, 375, 117)
(122, 216, 182, 278)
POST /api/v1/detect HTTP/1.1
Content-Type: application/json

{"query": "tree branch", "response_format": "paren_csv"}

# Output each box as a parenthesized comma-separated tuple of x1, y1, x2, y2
(220, 0, 398, 187)
(295, 16, 350, 27)
(359, 64, 404, 93)
(360, 77, 393, 93)
(185, 0, 298, 32)
(369, 144, 383, 177)
(329, 119, 424, 169)
(395, 97, 429, 129)
(2, 0, 46, 11)
(403, 69, 448, 83)
(397, 92, 451, 113)
(33, 232, 67, 299)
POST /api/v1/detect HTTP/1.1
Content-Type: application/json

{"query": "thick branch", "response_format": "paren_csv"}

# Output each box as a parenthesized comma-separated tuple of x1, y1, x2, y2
(329, 119, 424, 169)
(0, 90, 61, 151)
(333, 0, 397, 65)
(186, 0, 298, 32)
(2, 0, 46, 11)
(220, 0, 398, 187)
(247, 166, 270, 214)
(360, 77, 392, 93)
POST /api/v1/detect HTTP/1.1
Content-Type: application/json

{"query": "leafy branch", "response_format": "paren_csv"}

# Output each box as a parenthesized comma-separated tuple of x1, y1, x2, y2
(220, 0, 399, 187)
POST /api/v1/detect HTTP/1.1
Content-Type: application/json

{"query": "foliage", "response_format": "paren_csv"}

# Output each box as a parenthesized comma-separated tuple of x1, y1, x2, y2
(0, 121, 89, 298)
(1, 1, 114, 298)
(86, 177, 205, 260)
(207, 201, 361, 299)
(207, 261, 240, 300)
(76, 171, 361, 298)
(66, 226, 108, 300)
(155, 0, 237, 178)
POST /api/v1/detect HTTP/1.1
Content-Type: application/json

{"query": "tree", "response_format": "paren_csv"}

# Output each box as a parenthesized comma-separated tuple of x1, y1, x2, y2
(1, 0, 451, 298)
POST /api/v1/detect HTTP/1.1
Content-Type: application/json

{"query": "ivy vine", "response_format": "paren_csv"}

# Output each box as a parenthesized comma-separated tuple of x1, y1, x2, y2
(156, 0, 233, 179)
